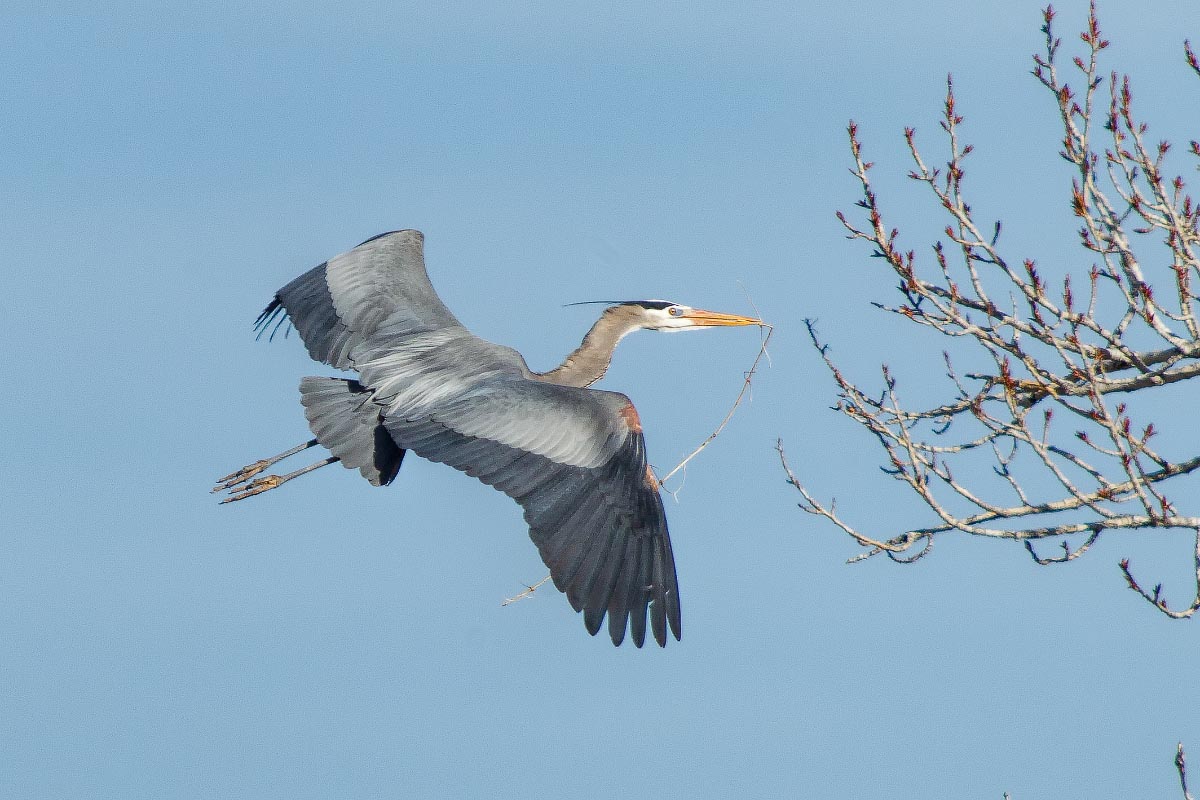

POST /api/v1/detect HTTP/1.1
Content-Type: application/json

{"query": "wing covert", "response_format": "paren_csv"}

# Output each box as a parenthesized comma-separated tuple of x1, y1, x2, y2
(325, 230, 460, 335)
(255, 230, 462, 370)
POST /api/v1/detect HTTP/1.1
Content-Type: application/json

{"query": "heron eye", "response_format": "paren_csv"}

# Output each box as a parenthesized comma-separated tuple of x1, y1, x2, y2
(668, 306, 684, 317)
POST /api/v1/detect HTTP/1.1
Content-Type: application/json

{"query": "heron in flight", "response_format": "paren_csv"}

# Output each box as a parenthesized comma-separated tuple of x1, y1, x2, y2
(215, 230, 760, 647)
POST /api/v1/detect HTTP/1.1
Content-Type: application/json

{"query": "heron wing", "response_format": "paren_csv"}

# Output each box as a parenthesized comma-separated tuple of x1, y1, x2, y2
(255, 230, 461, 370)
(380, 379, 682, 647)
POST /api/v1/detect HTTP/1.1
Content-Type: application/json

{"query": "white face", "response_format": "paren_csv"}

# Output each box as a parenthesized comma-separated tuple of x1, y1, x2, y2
(635, 301, 761, 332)
(648, 304, 701, 332)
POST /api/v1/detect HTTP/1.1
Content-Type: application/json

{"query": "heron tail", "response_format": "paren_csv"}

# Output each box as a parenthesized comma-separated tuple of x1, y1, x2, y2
(298, 376, 405, 487)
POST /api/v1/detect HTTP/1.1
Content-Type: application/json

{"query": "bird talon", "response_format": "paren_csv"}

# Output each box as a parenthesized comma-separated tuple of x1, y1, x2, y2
(211, 460, 270, 492)
(218, 474, 284, 503)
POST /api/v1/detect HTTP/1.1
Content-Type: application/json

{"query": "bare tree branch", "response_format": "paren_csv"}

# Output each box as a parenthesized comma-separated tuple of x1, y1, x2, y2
(785, 4, 1200, 617)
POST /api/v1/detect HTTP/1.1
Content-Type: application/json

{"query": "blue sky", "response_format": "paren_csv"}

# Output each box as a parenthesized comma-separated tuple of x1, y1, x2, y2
(3, 2, 1198, 797)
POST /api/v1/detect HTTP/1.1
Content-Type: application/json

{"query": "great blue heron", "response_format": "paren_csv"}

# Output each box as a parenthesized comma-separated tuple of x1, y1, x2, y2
(215, 230, 760, 647)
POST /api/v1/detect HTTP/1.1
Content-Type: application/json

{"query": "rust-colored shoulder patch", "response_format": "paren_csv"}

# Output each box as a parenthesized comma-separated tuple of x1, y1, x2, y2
(619, 402, 643, 432)
(644, 465, 660, 490)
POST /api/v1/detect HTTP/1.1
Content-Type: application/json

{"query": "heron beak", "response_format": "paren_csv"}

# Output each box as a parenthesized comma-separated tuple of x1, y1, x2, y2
(680, 309, 762, 327)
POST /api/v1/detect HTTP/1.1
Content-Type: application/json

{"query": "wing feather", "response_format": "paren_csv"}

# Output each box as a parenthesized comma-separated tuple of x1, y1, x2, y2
(629, 538, 651, 648)
(605, 537, 638, 646)
(325, 230, 459, 335)
(585, 537, 626, 636)
(256, 230, 461, 371)
(650, 540, 668, 647)
(381, 381, 681, 647)
(546, 489, 608, 597)
(570, 522, 621, 618)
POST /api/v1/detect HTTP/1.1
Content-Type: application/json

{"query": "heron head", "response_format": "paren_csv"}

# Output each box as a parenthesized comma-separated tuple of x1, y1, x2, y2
(615, 300, 761, 332)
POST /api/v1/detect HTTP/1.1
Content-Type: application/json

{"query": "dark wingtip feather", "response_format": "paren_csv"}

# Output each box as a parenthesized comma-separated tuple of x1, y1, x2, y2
(582, 534, 626, 645)
(253, 297, 287, 341)
(631, 615, 647, 648)
(253, 296, 280, 329)
(650, 540, 669, 647)
(663, 538, 682, 642)
(608, 616, 627, 647)
(583, 607, 605, 636)
(651, 607, 667, 647)
(629, 538, 650, 649)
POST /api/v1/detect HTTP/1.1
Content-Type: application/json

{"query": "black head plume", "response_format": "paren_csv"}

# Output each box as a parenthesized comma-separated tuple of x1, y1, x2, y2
(563, 299, 678, 310)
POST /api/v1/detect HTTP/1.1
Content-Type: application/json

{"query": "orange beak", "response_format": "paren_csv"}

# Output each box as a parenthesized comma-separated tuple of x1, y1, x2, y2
(679, 309, 762, 327)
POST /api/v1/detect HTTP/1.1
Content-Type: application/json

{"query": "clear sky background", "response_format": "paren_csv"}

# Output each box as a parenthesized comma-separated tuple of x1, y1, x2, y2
(3, 2, 1198, 797)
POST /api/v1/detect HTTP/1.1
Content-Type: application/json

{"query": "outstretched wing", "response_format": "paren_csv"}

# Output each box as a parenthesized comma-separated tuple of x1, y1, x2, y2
(380, 380, 682, 648)
(255, 230, 461, 370)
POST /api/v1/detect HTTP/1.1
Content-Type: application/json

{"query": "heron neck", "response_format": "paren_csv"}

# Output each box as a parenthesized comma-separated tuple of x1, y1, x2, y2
(534, 308, 642, 388)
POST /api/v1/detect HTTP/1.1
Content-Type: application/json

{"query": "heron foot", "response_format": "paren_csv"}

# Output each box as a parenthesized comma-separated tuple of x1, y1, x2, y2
(211, 460, 270, 493)
(213, 443, 337, 505)
(219, 474, 285, 504)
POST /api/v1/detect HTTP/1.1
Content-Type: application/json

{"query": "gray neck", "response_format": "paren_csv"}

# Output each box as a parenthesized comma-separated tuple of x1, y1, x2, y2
(535, 306, 645, 388)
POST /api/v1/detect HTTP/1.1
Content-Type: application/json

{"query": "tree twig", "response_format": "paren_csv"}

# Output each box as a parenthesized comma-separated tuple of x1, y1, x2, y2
(501, 575, 553, 606)
(660, 323, 774, 489)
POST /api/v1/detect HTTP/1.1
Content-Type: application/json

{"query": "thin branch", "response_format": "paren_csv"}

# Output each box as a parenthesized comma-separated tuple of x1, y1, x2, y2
(778, 437, 912, 555)
(660, 323, 774, 489)
(1024, 531, 1101, 564)
(1119, 528, 1200, 618)
(501, 575, 553, 606)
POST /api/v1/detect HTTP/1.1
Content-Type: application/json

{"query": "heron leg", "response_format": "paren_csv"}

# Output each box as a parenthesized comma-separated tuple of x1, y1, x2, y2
(219, 455, 340, 503)
(212, 438, 322, 493)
